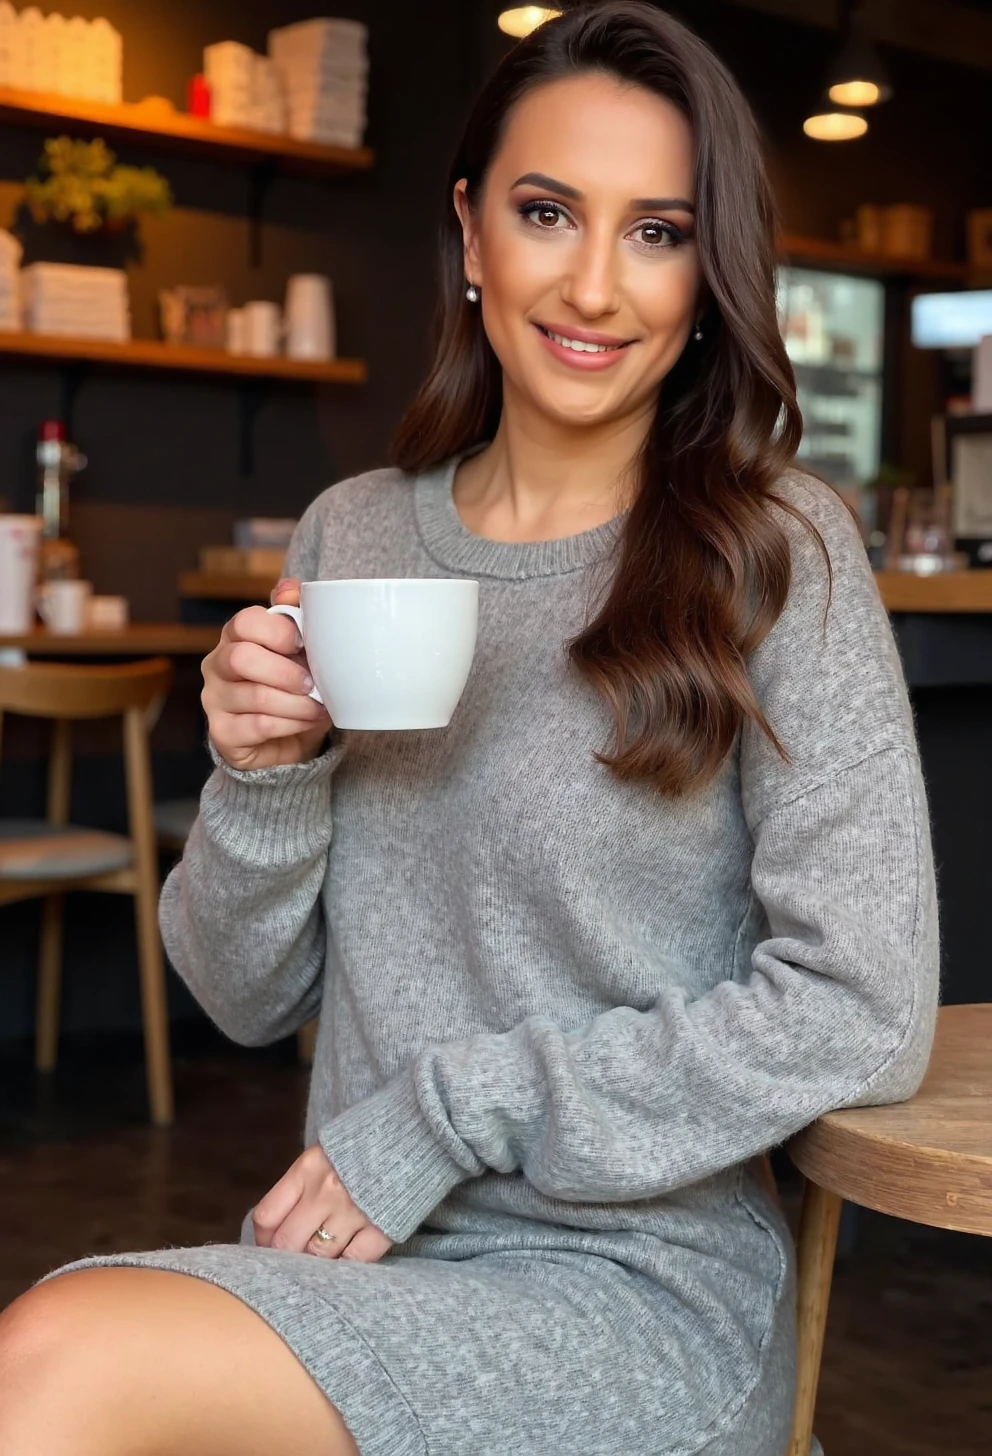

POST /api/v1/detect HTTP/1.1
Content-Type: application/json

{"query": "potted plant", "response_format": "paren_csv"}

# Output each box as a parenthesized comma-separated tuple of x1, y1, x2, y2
(24, 137, 172, 236)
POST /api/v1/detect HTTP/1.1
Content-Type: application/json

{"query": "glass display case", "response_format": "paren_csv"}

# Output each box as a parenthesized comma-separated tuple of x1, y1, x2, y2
(775, 266, 885, 492)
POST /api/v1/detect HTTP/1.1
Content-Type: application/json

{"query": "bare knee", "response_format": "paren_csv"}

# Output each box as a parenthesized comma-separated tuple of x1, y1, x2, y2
(0, 1268, 360, 1456)
(0, 1272, 82, 1372)
(0, 1273, 101, 1450)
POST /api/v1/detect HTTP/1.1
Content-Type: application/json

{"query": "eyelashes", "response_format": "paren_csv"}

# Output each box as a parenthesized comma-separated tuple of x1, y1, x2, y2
(516, 198, 690, 252)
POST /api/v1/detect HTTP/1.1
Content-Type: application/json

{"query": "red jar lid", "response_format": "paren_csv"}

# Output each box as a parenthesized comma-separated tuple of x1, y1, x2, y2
(39, 419, 66, 441)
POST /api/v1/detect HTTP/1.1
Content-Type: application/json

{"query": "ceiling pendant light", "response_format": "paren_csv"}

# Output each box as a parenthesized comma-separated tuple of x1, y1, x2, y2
(803, 107, 869, 142)
(497, 5, 562, 39)
(825, 0, 892, 108)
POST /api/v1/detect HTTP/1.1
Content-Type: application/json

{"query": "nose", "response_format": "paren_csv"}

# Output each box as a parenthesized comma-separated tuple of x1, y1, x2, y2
(559, 223, 621, 320)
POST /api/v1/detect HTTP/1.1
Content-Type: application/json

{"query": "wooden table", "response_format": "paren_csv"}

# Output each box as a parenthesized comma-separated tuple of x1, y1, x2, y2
(0, 624, 220, 656)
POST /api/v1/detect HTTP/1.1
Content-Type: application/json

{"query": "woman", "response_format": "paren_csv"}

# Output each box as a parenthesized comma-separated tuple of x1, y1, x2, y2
(0, 5, 938, 1454)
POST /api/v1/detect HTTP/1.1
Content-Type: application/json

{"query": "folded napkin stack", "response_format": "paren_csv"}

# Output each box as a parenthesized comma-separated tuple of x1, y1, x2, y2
(267, 17, 368, 148)
(0, 5, 122, 102)
(203, 40, 286, 133)
(0, 230, 22, 331)
(22, 263, 130, 341)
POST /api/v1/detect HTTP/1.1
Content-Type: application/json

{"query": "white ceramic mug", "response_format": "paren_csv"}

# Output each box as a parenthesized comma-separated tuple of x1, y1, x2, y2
(37, 578, 92, 634)
(269, 578, 479, 730)
(0, 516, 43, 633)
(243, 300, 282, 357)
(284, 274, 335, 361)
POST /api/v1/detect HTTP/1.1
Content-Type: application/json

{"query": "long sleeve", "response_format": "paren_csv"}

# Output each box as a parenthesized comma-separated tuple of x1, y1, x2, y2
(317, 474, 940, 1244)
(159, 495, 346, 1045)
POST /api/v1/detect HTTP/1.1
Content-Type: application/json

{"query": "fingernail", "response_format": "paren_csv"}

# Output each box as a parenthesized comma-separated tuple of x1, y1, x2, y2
(274, 578, 292, 594)
(302, 672, 314, 692)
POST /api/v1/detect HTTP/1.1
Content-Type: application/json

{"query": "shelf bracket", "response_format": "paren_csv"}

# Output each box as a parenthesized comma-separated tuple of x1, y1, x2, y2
(248, 160, 278, 269)
(237, 379, 266, 476)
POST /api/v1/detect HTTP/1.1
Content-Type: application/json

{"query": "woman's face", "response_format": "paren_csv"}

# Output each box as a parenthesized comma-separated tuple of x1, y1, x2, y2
(455, 72, 704, 430)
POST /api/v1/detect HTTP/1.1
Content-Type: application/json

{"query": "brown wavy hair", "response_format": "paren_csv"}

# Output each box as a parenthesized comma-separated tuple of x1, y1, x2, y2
(392, 0, 830, 796)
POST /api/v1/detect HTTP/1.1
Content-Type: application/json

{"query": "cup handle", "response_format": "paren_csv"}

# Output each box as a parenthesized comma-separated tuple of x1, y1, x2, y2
(267, 603, 323, 704)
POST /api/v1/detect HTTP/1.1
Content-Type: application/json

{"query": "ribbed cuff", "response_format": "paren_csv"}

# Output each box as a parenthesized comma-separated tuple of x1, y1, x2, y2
(200, 737, 346, 866)
(318, 1067, 480, 1245)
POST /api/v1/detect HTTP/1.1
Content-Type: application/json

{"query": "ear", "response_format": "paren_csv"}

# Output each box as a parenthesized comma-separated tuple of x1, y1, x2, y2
(453, 178, 483, 287)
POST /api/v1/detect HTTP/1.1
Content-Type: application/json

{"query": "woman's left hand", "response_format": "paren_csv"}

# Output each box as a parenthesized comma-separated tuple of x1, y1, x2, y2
(252, 1144, 393, 1263)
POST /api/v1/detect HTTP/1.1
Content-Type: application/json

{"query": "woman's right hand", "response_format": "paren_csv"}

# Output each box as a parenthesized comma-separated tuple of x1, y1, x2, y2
(202, 577, 333, 771)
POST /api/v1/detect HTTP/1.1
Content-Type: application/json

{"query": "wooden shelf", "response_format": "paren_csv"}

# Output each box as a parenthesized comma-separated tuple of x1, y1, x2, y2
(0, 84, 373, 175)
(0, 624, 221, 655)
(875, 570, 992, 613)
(179, 571, 276, 602)
(0, 331, 367, 384)
(779, 233, 972, 282)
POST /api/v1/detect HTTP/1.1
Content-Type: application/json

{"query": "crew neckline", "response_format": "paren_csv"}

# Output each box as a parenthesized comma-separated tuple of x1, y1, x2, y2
(413, 447, 627, 581)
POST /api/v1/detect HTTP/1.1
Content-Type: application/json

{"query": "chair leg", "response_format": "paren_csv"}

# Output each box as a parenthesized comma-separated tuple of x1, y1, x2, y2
(790, 1179, 844, 1456)
(297, 1019, 318, 1066)
(35, 893, 64, 1072)
(123, 704, 174, 1127)
(133, 868, 174, 1126)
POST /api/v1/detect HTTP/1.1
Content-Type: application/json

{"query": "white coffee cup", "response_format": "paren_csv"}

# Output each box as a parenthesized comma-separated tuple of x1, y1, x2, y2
(0, 515, 42, 633)
(284, 274, 335, 361)
(269, 578, 479, 730)
(37, 578, 92, 634)
(243, 300, 282, 357)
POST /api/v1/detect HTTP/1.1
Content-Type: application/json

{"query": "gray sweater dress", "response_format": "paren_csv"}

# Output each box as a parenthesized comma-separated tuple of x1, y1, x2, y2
(49, 454, 939, 1456)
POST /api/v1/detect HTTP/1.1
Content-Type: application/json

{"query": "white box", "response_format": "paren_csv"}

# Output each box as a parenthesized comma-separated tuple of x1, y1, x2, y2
(0, 2, 14, 88)
(204, 40, 255, 85)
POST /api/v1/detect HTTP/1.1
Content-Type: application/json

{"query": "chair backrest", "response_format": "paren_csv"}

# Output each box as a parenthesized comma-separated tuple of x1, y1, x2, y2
(0, 658, 174, 720)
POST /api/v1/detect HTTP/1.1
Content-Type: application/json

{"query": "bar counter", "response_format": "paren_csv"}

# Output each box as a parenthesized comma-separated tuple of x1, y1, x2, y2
(0, 625, 220, 656)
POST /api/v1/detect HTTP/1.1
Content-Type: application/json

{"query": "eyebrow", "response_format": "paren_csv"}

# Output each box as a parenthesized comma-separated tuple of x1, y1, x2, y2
(511, 171, 695, 214)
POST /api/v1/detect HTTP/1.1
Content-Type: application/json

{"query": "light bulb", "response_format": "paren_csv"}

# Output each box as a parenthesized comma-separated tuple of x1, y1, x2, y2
(498, 6, 562, 38)
(828, 79, 881, 107)
(803, 111, 868, 141)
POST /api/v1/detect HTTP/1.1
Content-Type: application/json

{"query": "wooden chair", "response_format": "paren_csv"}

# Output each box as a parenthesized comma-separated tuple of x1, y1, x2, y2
(0, 658, 175, 1125)
(153, 793, 319, 1067)
(786, 1003, 992, 1454)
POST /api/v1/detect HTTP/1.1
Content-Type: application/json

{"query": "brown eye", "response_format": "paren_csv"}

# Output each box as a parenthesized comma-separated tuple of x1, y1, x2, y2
(629, 219, 685, 251)
(519, 200, 571, 231)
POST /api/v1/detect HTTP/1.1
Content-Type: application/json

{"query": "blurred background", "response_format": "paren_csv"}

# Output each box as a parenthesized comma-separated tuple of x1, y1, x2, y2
(0, 5, 990, 1451)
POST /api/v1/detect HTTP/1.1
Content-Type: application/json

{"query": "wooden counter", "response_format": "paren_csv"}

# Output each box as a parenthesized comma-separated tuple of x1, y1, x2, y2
(0, 624, 220, 656)
(179, 571, 275, 602)
(178, 568, 992, 615)
(873, 571, 992, 614)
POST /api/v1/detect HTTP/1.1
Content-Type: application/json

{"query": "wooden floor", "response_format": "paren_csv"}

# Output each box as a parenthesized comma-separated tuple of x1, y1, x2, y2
(1, 1028, 990, 1454)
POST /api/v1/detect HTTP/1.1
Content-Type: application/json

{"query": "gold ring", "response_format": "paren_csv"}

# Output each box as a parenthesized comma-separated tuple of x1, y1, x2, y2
(313, 1226, 336, 1243)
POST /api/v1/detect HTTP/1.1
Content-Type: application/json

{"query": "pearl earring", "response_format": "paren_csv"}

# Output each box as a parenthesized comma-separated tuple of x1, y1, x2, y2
(693, 324, 703, 341)
(466, 283, 480, 303)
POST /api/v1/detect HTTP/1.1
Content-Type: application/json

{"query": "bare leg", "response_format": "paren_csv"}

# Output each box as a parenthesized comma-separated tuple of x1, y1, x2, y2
(0, 1267, 361, 1456)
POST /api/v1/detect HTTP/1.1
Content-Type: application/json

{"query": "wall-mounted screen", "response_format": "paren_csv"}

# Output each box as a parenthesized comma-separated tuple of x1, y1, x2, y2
(911, 291, 992, 348)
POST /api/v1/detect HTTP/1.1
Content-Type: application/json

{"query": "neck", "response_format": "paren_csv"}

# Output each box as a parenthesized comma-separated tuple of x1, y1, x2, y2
(455, 381, 653, 541)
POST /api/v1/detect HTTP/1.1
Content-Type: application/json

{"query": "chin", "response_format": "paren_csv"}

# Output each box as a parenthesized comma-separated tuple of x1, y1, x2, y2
(533, 385, 628, 428)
